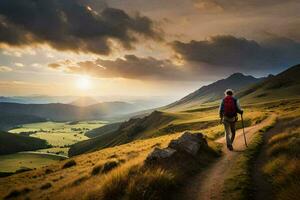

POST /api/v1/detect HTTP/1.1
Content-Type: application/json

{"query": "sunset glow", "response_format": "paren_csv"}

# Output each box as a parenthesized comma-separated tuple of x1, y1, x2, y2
(0, 0, 299, 98)
(76, 76, 91, 90)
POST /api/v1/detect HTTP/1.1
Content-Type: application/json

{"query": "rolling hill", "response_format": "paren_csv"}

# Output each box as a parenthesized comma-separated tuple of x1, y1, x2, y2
(0, 131, 49, 155)
(0, 113, 46, 131)
(0, 95, 75, 104)
(166, 73, 265, 110)
(69, 111, 177, 156)
(238, 64, 300, 102)
(0, 101, 140, 122)
(85, 122, 122, 138)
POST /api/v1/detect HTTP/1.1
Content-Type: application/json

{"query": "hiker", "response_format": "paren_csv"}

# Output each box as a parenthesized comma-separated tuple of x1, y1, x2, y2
(219, 89, 243, 151)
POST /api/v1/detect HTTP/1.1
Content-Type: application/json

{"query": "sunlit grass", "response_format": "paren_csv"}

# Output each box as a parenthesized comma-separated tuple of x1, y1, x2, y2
(0, 152, 65, 173)
(0, 126, 220, 200)
(262, 126, 300, 200)
(1, 98, 299, 199)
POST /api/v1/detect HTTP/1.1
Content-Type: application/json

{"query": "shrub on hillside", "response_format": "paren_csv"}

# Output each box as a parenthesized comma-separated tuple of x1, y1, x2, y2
(62, 159, 76, 169)
(40, 183, 52, 190)
(91, 165, 102, 175)
(102, 160, 119, 173)
(4, 188, 31, 199)
(91, 160, 120, 176)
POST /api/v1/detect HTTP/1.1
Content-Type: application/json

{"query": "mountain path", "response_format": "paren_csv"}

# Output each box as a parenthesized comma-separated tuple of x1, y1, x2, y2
(178, 113, 276, 200)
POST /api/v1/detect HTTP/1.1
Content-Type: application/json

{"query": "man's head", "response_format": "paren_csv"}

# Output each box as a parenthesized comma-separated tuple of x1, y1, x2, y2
(225, 89, 234, 96)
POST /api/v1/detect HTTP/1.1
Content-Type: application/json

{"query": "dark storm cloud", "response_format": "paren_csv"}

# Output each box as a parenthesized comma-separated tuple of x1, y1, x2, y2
(48, 35, 300, 80)
(0, 0, 162, 55)
(48, 55, 189, 80)
(193, 0, 296, 11)
(171, 35, 300, 72)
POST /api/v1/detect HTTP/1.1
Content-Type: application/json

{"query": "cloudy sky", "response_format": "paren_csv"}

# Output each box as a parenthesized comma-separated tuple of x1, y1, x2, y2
(0, 0, 299, 98)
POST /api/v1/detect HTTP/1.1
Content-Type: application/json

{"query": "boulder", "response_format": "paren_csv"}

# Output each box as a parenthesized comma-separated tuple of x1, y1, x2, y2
(145, 132, 207, 164)
(168, 132, 207, 156)
(145, 147, 176, 163)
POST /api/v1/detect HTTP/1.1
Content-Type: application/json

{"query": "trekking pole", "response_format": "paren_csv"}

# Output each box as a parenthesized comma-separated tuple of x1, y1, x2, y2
(241, 114, 248, 147)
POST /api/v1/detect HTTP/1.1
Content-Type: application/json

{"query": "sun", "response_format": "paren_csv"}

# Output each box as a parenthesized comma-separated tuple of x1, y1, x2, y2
(76, 75, 91, 90)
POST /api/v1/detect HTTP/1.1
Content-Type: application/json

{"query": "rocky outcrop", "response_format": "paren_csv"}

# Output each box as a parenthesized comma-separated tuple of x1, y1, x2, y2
(145, 132, 207, 164)
(168, 132, 207, 155)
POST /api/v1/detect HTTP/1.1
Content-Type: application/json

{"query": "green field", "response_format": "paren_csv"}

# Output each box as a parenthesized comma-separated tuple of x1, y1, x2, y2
(0, 152, 66, 173)
(9, 121, 106, 147)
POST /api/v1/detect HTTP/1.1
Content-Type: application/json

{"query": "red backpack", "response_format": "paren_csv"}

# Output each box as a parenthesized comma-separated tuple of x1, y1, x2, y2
(223, 96, 237, 117)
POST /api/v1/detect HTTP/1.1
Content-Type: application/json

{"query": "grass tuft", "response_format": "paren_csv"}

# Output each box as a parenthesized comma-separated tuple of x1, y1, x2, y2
(126, 168, 177, 200)
(90, 164, 178, 200)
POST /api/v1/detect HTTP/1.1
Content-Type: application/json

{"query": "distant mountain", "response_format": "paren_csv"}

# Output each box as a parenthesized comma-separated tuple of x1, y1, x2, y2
(69, 111, 176, 156)
(0, 96, 75, 104)
(0, 131, 49, 155)
(238, 64, 300, 101)
(0, 101, 141, 122)
(0, 103, 87, 121)
(70, 97, 99, 107)
(166, 73, 265, 110)
(88, 101, 141, 117)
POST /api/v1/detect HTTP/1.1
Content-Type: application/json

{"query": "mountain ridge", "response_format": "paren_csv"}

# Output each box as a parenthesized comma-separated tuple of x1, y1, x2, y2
(165, 72, 265, 110)
(238, 64, 300, 101)
(0, 101, 140, 122)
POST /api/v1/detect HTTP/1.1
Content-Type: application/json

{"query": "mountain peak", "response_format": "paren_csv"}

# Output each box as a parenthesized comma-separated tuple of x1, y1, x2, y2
(228, 73, 252, 79)
(165, 72, 262, 109)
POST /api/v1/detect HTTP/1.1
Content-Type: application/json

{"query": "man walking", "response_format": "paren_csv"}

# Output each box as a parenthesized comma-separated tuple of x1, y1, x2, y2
(219, 89, 243, 151)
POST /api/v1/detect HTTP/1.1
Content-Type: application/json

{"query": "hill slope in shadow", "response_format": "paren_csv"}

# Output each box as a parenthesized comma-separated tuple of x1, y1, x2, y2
(0, 131, 49, 155)
(238, 64, 300, 102)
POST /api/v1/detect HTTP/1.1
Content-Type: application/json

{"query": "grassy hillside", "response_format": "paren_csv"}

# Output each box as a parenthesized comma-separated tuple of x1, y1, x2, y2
(1, 98, 299, 199)
(260, 107, 300, 200)
(0, 125, 220, 200)
(69, 111, 177, 156)
(0, 152, 66, 173)
(85, 122, 122, 138)
(0, 131, 49, 155)
(69, 105, 266, 156)
(238, 64, 300, 103)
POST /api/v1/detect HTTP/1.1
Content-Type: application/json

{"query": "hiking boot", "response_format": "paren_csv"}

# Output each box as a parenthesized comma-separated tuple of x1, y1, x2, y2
(227, 145, 233, 151)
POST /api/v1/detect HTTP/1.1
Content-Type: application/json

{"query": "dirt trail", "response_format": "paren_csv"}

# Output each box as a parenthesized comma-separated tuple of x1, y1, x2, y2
(179, 114, 276, 200)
